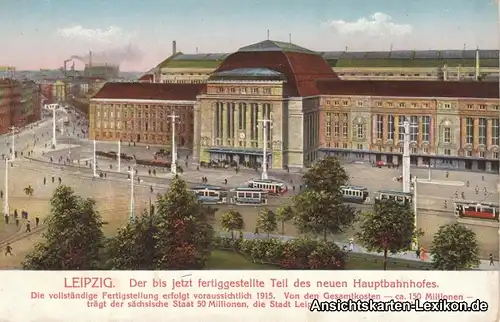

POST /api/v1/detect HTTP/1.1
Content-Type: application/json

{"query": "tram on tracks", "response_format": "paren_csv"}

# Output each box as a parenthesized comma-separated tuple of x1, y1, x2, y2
(230, 188, 268, 206)
(374, 190, 413, 205)
(248, 179, 287, 195)
(191, 185, 228, 204)
(454, 201, 499, 221)
(341, 186, 370, 204)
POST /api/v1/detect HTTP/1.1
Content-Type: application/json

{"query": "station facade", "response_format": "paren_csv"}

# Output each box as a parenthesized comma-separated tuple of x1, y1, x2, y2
(90, 40, 499, 172)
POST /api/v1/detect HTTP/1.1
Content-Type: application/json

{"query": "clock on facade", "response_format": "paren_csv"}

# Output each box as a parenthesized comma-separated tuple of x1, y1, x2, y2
(239, 132, 246, 139)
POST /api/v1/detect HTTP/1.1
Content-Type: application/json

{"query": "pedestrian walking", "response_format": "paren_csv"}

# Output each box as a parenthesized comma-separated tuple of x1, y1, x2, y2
(15, 218, 19, 227)
(35, 217, 39, 227)
(150, 185, 153, 193)
(4, 214, 8, 224)
(43, 177, 46, 185)
(26, 221, 31, 233)
(0, 190, 3, 199)
(490, 254, 494, 266)
(348, 237, 354, 252)
(254, 227, 259, 236)
(13, 209, 17, 219)
(5, 244, 12, 256)
(52, 176, 55, 183)
(153, 169, 156, 176)
(58, 177, 62, 184)
(148, 169, 151, 176)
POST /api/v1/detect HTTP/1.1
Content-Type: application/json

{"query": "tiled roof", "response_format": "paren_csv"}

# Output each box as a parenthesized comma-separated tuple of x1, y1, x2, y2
(91, 82, 205, 101)
(316, 80, 499, 99)
(215, 50, 338, 96)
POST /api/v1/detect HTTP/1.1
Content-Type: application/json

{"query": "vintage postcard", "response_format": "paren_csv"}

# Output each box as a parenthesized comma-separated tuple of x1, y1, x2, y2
(0, 0, 498, 321)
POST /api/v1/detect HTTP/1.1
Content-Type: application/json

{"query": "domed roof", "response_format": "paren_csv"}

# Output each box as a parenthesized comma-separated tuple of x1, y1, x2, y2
(214, 40, 338, 97)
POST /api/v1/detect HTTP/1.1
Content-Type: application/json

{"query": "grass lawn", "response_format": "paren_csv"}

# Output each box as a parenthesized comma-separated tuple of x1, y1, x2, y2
(207, 250, 431, 270)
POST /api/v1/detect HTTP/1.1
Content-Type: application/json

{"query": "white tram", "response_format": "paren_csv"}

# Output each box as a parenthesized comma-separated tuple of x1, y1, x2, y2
(191, 185, 228, 204)
(248, 179, 287, 195)
(341, 186, 370, 204)
(230, 188, 268, 206)
(375, 190, 413, 205)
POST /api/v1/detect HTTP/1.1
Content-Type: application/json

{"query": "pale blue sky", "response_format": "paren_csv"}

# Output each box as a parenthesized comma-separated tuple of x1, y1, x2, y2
(2, 0, 498, 71)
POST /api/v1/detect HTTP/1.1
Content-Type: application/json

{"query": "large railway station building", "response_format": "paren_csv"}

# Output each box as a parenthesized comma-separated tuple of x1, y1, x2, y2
(90, 40, 499, 173)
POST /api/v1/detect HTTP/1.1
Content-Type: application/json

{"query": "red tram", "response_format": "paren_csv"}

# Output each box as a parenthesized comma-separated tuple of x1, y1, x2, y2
(454, 201, 499, 221)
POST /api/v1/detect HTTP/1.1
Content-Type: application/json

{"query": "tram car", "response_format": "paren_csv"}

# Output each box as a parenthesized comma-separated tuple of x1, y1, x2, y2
(374, 190, 413, 205)
(248, 179, 287, 195)
(454, 201, 499, 221)
(191, 185, 228, 204)
(341, 186, 370, 204)
(230, 188, 268, 206)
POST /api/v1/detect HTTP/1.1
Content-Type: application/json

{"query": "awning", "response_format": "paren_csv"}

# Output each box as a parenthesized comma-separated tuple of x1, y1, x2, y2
(206, 147, 272, 156)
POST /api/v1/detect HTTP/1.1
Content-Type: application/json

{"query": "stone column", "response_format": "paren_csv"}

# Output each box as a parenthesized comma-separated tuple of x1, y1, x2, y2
(394, 117, 399, 145)
(418, 116, 423, 144)
(487, 119, 492, 149)
(192, 103, 201, 163)
(460, 117, 466, 148)
(221, 102, 227, 144)
(372, 115, 377, 143)
(246, 103, 252, 147)
(473, 118, 479, 148)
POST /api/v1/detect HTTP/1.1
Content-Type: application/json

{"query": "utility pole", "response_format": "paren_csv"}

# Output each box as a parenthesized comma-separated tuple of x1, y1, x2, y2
(8, 126, 16, 161)
(117, 140, 121, 172)
(128, 168, 135, 223)
(168, 113, 179, 176)
(4, 158, 10, 217)
(258, 118, 272, 180)
(402, 120, 411, 193)
(93, 139, 97, 177)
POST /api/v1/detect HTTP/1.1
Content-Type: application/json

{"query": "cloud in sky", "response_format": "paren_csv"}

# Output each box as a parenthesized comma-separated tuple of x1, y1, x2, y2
(57, 25, 132, 43)
(324, 12, 412, 37)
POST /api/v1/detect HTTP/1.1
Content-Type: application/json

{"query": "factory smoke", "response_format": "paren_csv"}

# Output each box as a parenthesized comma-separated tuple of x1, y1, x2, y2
(71, 44, 143, 65)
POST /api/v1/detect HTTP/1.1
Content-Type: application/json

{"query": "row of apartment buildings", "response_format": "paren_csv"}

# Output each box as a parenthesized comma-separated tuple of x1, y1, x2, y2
(0, 79, 41, 133)
(90, 40, 500, 173)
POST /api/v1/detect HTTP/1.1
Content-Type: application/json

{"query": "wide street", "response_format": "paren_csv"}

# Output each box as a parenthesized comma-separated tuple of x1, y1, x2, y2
(0, 108, 498, 269)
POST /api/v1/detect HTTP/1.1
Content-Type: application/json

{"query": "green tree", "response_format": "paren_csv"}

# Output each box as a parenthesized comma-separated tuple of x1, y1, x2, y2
(104, 210, 157, 270)
(356, 200, 415, 270)
(431, 223, 480, 270)
(257, 208, 277, 238)
(303, 156, 349, 195)
(293, 190, 356, 241)
(220, 209, 244, 240)
(276, 205, 294, 235)
(106, 177, 214, 270)
(22, 185, 104, 270)
(154, 177, 214, 269)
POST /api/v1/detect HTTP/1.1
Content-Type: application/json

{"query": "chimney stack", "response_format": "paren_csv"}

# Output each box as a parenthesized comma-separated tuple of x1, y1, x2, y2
(443, 64, 448, 81)
(457, 65, 461, 81)
(89, 50, 93, 69)
(172, 41, 177, 55)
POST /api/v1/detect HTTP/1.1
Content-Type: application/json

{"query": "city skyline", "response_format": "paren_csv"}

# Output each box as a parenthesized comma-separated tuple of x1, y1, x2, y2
(2, 0, 497, 72)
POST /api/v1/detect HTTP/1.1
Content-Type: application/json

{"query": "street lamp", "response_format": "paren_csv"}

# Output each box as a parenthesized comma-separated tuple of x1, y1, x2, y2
(258, 118, 272, 180)
(168, 113, 179, 176)
(4, 158, 11, 217)
(93, 139, 97, 177)
(128, 168, 135, 223)
(117, 140, 121, 172)
(43, 103, 61, 147)
(8, 126, 17, 161)
(412, 176, 464, 249)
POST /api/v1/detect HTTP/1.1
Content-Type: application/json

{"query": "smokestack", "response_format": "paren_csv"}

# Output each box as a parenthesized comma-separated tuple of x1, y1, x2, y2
(457, 65, 461, 81)
(172, 41, 177, 55)
(443, 64, 448, 81)
(289, 33, 292, 44)
(89, 50, 93, 69)
(267, 30, 270, 40)
(196, 46, 199, 54)
(475, 47, 480, 81)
